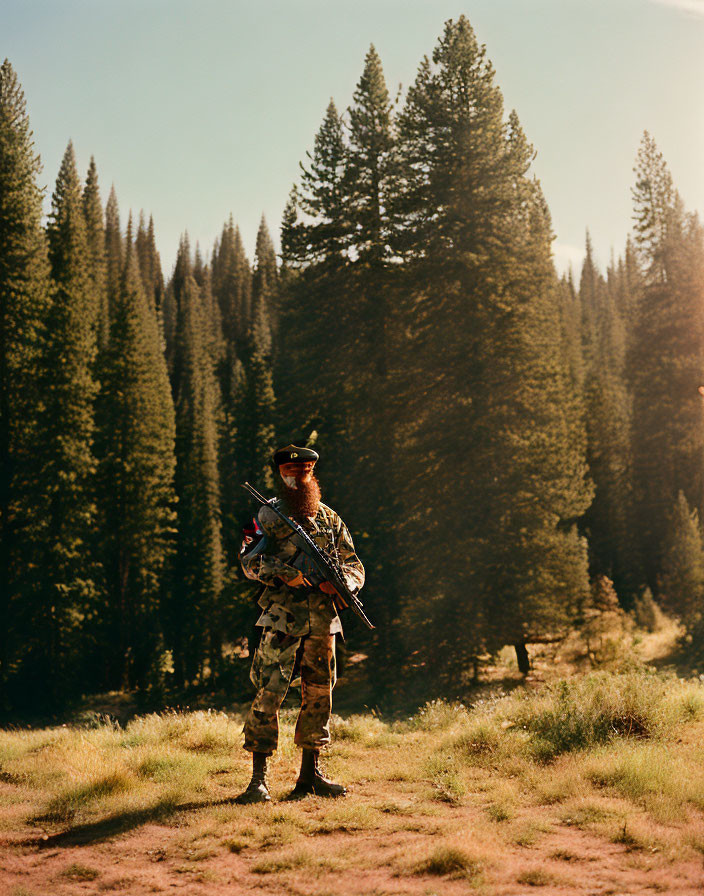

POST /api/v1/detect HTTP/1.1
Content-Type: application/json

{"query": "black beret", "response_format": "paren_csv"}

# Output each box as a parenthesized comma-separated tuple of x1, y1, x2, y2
(272, 444, 319, 467)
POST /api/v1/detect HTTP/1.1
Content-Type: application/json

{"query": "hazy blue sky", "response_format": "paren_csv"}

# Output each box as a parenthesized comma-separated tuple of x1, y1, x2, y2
(5, 0, 703, 277)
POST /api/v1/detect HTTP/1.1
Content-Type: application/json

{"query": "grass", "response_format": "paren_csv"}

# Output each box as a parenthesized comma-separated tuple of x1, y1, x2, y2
(60, 862, 101, 881)
(413, 846, 482, 880)
(517, 868, 558, 887)
(2, 667, 704, 894)
(444, 670, 704, 765)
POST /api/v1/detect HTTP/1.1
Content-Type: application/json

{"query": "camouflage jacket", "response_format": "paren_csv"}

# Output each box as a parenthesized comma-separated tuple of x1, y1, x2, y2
(240, 500, 365, 637)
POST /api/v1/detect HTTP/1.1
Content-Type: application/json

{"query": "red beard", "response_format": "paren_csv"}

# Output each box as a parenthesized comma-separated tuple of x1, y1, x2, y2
(278, 474, 322, 519)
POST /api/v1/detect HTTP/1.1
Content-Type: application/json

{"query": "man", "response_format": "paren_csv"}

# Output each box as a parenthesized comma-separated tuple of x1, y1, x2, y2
(237, 443, 365, 803)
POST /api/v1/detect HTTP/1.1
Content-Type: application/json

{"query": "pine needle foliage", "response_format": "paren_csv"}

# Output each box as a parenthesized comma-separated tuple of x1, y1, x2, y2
(25, 140, 100, 707)
(164, 240, 225, 686)
(0, 60, 52, 708)
(94, 220, 176, 691)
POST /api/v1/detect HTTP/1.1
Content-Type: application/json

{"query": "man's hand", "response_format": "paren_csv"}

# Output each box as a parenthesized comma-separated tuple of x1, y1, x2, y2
(320, 580, 349, 610)
(319, 581, 338, 595)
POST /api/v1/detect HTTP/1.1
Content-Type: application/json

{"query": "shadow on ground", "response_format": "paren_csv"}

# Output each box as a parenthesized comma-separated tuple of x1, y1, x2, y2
(29, 795, 244, 849)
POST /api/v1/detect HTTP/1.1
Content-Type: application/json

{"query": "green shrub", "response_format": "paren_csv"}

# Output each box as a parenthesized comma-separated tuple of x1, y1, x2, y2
(506, 672, 703, 759)
(445, 671, 704, 764)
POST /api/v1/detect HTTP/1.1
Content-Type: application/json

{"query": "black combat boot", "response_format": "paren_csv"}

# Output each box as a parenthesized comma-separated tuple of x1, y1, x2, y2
(287, 748, 347, 799)
(235, 751, 271, 804)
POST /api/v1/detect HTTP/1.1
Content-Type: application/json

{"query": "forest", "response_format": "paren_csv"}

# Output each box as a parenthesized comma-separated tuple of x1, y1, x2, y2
(1, 14, 703, 717)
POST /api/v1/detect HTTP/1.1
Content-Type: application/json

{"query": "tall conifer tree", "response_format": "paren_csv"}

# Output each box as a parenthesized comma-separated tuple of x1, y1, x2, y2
(628, 133, 704, 588)
(579, 236, 637, 599)
(278, 100, 350, 465)
(82, 157, 108, 349)
(23, 140, 101, 705)
(341, 46, 401, 666)
(94, 221, 176, 689)
(241, 221, 277, 492)
(135, 212, 164, 312)
(392, 18, 591, 677)
(163, 241, 225, 685)
(0, 60, 52, 708)
(104, 185, 122, 310)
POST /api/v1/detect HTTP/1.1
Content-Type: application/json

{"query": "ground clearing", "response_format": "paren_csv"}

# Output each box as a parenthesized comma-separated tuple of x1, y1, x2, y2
(2, 670, 704, 895)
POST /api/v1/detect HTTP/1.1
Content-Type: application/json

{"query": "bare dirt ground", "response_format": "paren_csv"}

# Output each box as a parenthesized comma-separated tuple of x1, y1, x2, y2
(3, 740, 704, 896)
(3, 787, 704, 895)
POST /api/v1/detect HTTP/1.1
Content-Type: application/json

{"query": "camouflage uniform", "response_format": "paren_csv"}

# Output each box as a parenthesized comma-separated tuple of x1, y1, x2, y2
(240, 500, 364, 754)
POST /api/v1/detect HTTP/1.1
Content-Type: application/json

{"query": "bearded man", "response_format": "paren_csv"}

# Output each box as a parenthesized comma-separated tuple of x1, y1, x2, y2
(236, 444, 365, 803)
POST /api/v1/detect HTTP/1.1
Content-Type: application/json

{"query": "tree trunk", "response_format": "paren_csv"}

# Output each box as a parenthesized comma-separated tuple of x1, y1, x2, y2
(514, 641, 530, 675)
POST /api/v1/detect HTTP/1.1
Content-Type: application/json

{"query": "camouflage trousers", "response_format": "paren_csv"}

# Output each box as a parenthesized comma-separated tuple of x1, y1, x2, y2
(243, 627, 337, 754)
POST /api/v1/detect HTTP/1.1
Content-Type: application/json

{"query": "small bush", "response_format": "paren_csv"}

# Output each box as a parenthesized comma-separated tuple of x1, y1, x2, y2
(61, 863, 100, 881)
(517, 868, 556, 886)
(414, 846, 481, 880)
(137, 755, 179, 781)
(487, 802, 512, 822)
(452, 721, 503, 757)
(405, 699, 469, 732)
(561, 802, 613, 827)
(426, 754, 466, 804)
(506, 672, 704, 759)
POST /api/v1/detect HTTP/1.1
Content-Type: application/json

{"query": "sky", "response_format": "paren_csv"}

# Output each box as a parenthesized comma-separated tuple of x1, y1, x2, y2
(4, 0, 704, 278)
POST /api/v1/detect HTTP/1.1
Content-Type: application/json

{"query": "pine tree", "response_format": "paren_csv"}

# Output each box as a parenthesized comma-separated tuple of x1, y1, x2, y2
(392, 18, 591, 678)
(212, 217, 251, 356)
(94, 222, 176, 690)
(0, 60, 52, 708)
(278, 100, 350, 461)
(135, 212, 164, 312)
(104, 185, 123, 310)
(292, 100, 348, 266)
(660, 492, 704, 633)
(193, 244, 225, 371)
(346, 45, 396, 264)
(241, 224, 277, 492)
(252, 216, 278, 308)
(209, 219, 251, 572)
(165, 241, 225, 686)
(628, 134, 704, 587)
(339, 46, 402, 668)
(579, 236, 638, 600)
(82, 157, 108, 348)
(22, 140, 100, 706)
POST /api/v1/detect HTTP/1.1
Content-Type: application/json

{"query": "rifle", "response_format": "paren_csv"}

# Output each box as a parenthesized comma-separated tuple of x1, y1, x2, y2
(242, 481, 375, 630)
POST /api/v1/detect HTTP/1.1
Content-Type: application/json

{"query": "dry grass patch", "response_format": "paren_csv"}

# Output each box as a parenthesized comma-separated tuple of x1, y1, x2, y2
(251, 844, 348, 875)
(40, 770, 133, 823)
(584, 740, 704, 815)
(512, 818, 551, 846)
(60, 862, 101, 881)
(517, 867, 559, 887)
(444, 671, 704, 767)
(424, 754, 466, 804)
(310, 802, 377, 834)
(413, 845, 482, 882)
(0, 710, 254, 830)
